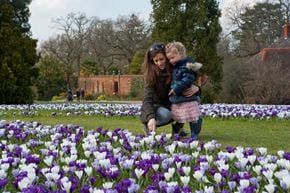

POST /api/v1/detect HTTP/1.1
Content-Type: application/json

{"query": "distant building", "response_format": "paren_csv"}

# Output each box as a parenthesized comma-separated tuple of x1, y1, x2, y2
(78, 74, 143, 97)
(260, 22, 290, 67)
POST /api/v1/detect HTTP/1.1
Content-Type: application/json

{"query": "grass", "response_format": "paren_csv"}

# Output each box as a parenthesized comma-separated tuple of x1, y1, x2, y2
(2, 111, 289, 154)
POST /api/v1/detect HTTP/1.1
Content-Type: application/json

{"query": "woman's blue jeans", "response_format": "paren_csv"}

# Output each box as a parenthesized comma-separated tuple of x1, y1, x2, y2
(155, 107, 173, 127)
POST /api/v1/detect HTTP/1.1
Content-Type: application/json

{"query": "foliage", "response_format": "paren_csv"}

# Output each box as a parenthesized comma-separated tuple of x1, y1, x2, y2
(51, 93, 66, 101)
(96, 94, 106, 101)
(129, 77, 144, 99)
(128, 50, 145, 75)
(81, 60, 100, 75)
(150, 0, 223, 102)
(218, 55, 250, 103)
(0, 0, 38, 104)
(84, 93, 95, 100)
(34, 56, 67, 100)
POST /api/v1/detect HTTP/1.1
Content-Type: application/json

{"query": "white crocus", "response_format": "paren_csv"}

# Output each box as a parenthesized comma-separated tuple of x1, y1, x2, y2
(182, 166, 191, 176)
(240, 157, 248, 169)
(248, 155, 256, 165)
(0, 169, 7, 178)
(18, 177, 31, 190)
(206, 155, 213, 163)
(239, 179, 250, 188)
(135, 168, 144, 179)
(103, 182, 114, 189)
(175, 161, 182, 169)
(253, 165, 262, 175)
(193, 170, 203, 182)
(277, 150, 284, 158)
(264, 184, 276, 193)
(204, 186, 214, 193)
(84, 150, 91, 158)
(263, 170, 273, 180)
(180, 176, 190, 186)
(84, 166, 92, 176)
(281, 174, 290, 189)
(152, 164, 159, 171)
(257, 147, 267, 155)
(214, 173, 222, 183)
(62, 166, 70, 173)
(0, 163, 10, 171)
(190, 140, 199, 149)
(168, 143, 176, 155)
(44, 155, 54, 166)
(155, 134, 162, 141)
(168, 167, 175, 176)
(61, 177, 72, 193)
(99, 159, 111, 168)
(192, 151, 199, 158)
(164, 172, 172, 181)
(94, 151, 107, 160)
(141, 152, 151, 160)
(75, 170, 83, 179)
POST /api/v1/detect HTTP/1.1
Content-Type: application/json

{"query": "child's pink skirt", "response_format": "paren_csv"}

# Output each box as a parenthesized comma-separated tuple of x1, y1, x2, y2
(171, 101, 201, 123)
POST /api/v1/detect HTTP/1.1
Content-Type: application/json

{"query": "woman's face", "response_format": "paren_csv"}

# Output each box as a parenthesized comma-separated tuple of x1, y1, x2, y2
(153, 53, 167, 70)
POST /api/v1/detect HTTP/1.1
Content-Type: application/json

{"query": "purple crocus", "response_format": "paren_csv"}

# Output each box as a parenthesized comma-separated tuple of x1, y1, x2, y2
(283, 152, 290, 160)
(0, 179, 8, 188)
(22, 185, 48, 193)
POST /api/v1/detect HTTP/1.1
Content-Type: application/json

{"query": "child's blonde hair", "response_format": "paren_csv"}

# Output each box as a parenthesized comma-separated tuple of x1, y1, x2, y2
(165, 41, 187, 57)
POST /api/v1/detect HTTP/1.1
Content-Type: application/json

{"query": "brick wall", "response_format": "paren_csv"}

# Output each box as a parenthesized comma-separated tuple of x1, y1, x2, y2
(78, 75, 142, 96)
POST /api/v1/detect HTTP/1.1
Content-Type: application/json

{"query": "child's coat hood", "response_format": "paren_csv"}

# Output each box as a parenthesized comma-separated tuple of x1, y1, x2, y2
(186, 62, 202, 72)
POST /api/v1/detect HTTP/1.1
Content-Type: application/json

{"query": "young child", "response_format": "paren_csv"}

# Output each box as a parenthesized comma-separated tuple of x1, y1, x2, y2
(165, 41, 202, 140)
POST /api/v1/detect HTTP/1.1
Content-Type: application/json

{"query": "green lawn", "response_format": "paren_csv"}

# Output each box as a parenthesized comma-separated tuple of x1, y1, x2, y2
(2, 111, 289, 154)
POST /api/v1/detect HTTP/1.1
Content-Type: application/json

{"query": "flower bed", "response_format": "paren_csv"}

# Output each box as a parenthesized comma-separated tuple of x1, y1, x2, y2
(0, 103, 290, 119)
(0, 120, 290, 193)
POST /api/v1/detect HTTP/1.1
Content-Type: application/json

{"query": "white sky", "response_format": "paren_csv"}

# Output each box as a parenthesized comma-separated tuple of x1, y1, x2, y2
(30, 0, 252, 44)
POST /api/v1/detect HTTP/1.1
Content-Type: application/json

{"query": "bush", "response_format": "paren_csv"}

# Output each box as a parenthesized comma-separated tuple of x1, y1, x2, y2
(129, 77, 144, 99)
(84, 93, 95, 101)
(96, 94, 106, 101)
(51, 92, 66, 101)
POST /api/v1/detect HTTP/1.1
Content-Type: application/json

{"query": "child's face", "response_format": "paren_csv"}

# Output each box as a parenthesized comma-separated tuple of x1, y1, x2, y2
(153, 53, 167, 70)
(166, 50, 183, 65)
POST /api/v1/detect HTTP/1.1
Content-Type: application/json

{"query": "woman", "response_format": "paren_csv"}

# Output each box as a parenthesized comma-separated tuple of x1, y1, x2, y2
(140, 43, 199, 136)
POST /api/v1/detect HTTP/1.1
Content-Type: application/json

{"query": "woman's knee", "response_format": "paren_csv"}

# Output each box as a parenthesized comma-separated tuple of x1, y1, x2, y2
(156, 107, 172, 125)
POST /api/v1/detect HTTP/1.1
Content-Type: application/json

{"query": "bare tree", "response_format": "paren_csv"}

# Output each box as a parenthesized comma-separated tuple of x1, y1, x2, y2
(113, 14, 151, 65)
(41, 13, 90, 90)
(243, 56, 290, 104)
(84, 14, 150, 74)
(278, 0, 290, 21)
(85, 18, 117, 74)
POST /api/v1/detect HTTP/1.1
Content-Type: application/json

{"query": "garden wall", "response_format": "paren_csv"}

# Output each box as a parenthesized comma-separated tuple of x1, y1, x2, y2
(78, 75, 143, 97)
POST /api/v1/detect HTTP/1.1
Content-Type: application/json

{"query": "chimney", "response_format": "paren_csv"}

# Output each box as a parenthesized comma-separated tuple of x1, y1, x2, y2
(283, 22, 290, 39)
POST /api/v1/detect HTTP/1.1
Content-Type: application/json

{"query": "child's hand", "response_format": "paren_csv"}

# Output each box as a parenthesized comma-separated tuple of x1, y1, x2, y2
(168, 89, 176, 96)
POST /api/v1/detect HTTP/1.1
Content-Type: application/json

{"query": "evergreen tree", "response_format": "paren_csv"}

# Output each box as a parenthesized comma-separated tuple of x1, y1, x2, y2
(34, 56, 67, 101)
(0, 0, 38, 104)
(151, 0, 223, 102)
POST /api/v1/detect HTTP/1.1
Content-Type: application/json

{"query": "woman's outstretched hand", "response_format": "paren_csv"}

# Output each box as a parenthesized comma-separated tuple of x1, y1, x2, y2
(147, 118, 156, 132)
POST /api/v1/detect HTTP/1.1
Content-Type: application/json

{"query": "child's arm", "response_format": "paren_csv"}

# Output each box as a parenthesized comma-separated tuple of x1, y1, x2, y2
(171, 67, 196, 95)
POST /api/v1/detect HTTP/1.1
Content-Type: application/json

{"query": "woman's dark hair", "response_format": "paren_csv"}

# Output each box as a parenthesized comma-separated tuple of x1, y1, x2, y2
(142, 43, 171, 86)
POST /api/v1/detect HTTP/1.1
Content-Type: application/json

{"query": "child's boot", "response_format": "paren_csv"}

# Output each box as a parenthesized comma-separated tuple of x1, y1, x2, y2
(171, 122, 187, 137)
(190, 121, 199, 140)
